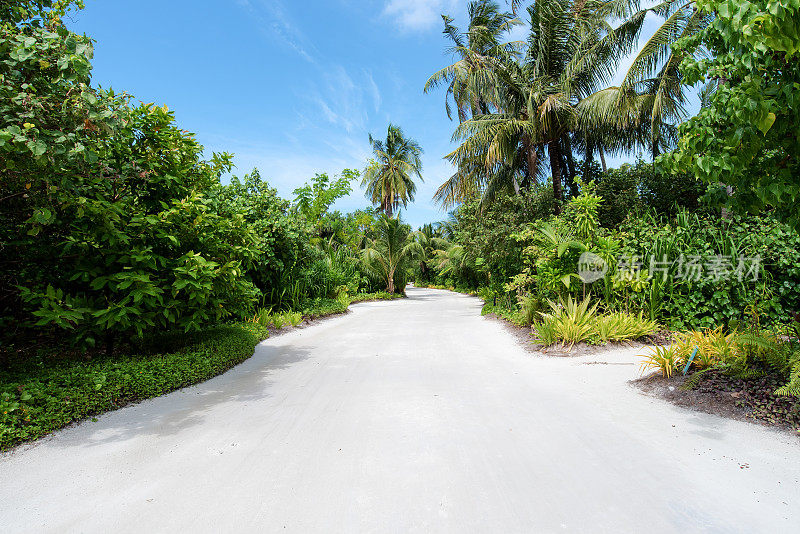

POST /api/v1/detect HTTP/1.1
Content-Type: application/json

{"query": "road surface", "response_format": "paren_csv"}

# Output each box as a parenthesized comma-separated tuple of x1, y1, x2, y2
(1, 287, 798, 532)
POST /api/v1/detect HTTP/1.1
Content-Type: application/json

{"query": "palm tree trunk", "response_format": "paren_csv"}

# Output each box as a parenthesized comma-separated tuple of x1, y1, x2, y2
(388, 268, 395, 294)
(548, 140, 563, 213)
(599, 147, 608, 173)
(522, 135, 538, 186)
(582, 142, 593, 182)
(563, 135, 577, 197)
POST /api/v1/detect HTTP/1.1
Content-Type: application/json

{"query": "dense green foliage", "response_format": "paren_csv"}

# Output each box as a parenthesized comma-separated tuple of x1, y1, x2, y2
(1, 8, 261, 347)
(596, 161, 705, 227)
(0, 6, 413, 355)
(667, 0, 800, 228)
(0, 323, 268, 450)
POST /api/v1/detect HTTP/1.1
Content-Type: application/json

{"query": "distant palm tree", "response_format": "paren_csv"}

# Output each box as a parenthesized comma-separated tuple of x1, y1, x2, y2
(415, 223, 450, 283)
(362, 215, 423, 294)
(362, 124, 423, 217)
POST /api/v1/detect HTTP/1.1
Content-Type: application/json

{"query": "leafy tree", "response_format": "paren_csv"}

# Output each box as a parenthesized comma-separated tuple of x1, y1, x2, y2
(1, 0, 83, 24)
(0, 8, 260, 348)
(664, 0, 800, 228)
(362, 216, 423, 294)
(362, 124, 423, 217)
(215, 170, 307, 303)
(292, 169, 358, 226)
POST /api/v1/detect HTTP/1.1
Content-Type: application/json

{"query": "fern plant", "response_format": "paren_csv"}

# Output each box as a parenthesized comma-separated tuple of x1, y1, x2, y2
(775, 352, 800, 397)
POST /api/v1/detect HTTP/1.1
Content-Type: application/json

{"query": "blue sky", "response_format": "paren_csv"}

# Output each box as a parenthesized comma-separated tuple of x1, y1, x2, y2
(70, 0, 664, 228)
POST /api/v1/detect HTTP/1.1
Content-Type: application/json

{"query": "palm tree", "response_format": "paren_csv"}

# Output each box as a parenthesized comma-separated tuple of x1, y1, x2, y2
(428, 0, 704, 210)
(440, 0, 636, 211)
(424, 0, 521, 123)
(415, 223, 450, 283)
(362, 124, 424, 217)
(362, 216, 423, 294)
(578, 0, 712, 157)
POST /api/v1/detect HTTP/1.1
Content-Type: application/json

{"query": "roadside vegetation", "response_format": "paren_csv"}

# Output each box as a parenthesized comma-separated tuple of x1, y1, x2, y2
(414, 0, 800, 429)
(2, 0, 799, 442)
(0, 2, 420, 449)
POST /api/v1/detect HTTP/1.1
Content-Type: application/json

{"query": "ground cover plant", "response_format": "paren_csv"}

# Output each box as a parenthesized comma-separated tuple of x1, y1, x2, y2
(0, 323, 268, 450)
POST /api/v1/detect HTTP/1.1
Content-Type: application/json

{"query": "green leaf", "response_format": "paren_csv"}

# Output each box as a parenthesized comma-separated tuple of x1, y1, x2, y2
(757, 112, 776, 135)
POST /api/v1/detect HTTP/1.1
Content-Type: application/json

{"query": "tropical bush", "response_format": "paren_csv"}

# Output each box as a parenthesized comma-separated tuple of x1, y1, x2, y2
(639, 327, 800, 398)
(596, 161, 705, 228)
(619, 210, 800, 329)
(533, 297, 658, 348)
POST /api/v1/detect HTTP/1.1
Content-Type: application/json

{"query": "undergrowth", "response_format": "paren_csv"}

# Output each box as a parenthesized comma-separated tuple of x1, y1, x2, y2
(0, 323, 269, 450)
(532, 296, 659, 348)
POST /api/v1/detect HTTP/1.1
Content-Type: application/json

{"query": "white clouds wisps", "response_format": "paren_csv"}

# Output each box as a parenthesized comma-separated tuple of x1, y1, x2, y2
(235, 0, 317, 63)
(306, 65, 374, 134)
(383, 0, 459, 32)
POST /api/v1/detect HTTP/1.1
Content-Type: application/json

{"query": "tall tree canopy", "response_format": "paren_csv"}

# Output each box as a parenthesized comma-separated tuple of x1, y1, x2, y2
(664, 0, 800, 229)
(427, 0, 710, 211)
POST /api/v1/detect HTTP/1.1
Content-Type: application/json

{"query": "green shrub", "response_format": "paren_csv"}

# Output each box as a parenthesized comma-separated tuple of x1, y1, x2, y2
(300, 298, 349, 318)
(284, 312, 303, 327)
(639, 345, 682, 378)
(348, 291, 402, 304)
(596, 161, 705, 228)
(533, 296, 658, 348)
(619, 210, 800, 329)
(639, 327, 800, 397)
(270, 314, 286, 329)
(593, 312, 659, 343)
(0, 323, 267, 450)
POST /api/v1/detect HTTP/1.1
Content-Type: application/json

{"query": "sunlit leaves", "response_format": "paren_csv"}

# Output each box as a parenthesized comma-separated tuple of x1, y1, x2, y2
(666, 0, 800, 228)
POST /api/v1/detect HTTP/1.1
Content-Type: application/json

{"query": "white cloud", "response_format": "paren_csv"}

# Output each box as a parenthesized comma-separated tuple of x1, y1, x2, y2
(364, 70, 382, 112)
(383, 0, 459, 32)
(306, 66, 371, 133)
(299, 65, 388, 140)
(235, 0, 317, 63)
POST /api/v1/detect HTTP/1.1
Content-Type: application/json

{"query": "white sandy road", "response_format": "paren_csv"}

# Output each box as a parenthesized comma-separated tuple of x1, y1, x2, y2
(1, 287, 798, 533)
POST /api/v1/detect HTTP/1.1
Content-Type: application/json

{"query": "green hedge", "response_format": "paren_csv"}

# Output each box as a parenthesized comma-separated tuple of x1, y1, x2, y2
(347, 291, 403, 304)
(298, 292, 402, 320)
(0, 323, 268, 450)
